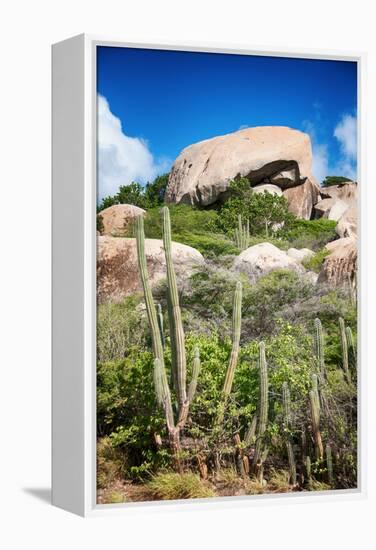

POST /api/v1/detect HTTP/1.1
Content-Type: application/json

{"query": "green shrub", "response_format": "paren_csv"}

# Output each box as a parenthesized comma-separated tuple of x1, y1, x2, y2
(215, 178, 294, 238)
(97, 437, 127, 489)
(322, 176, 352, 187)
(147, 472, 215, 500)
(302, 248, 330, 272)
(281, 218, 337, 250)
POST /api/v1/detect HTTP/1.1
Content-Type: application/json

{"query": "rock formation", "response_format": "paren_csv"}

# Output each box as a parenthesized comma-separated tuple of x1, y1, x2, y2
(166, 126, 317, 208)
(287, 247, 315, 262)
(282, 178, 321, 219)
(318, 237, 357, 288)
(233, 242, 304, 282)
(97, 204, 145, 236)
(97, 236, 204, 303)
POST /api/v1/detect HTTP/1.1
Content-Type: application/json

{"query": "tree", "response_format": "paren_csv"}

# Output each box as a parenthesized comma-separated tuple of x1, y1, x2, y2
(144, 174, 169, 207)
(322, 176, 353, 187)
(97, 174, 170, 212)
(217, 177, 294, 237)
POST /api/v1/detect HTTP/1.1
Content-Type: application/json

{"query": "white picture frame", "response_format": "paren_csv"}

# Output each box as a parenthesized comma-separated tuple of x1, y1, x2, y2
(52, 34, 366, 517)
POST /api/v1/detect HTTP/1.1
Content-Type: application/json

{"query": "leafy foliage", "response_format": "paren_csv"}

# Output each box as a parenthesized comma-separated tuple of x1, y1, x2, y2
(97, 174, 170, 212)
(215, 178, 294, 238)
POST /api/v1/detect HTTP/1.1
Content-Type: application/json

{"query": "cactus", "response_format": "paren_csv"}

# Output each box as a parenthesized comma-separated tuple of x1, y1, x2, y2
(253, 342, 269, 474)
(314, 318, 325, 379)
(234, 214, 250, 250)
(157, 303, 165, 348)
(326, 444, 334, 486)
(244, 415, 257, 447)
(282, 381, 297, 486)
(339, 317, 351, 384)
(346, 326, 356, 372)
(216, 281, 242, 426)
(187, 346, 201, 403)
(309, 373, 323, 459)
(135, 210, 200, 469)
(305, 455, 312, 483)
(162, 206, 187, 407)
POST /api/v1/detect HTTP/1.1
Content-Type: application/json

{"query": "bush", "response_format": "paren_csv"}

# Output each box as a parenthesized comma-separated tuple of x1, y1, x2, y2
(147, 472, 215, 500)
(281, 218, 337, 250)
(215, 178, 294, 238)
(302, 248, 330, 273)
(322, 176, 353, 187)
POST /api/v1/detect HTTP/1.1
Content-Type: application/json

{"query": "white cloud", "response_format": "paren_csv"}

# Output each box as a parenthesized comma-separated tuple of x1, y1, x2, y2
(97, 95, 169, 201)
(334, 114, 357, 161)
(302, 112, 357, 183)
(302, 120, 329, 184)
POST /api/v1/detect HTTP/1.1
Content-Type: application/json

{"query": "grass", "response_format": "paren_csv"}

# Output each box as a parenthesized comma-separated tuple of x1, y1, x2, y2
(282, 218, 337, 251)
(147, 472, 215, 500)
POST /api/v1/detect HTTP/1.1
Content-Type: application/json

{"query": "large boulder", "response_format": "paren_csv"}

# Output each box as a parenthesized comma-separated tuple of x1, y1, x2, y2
(233, 242, 304, 282)
(166, 126, 317, 207)
(327, 199, 350, 222)
(287, 247, 315, 262)
(97, 236, 204, 303)
(283, 178, 321, 219)
(314, 197, 335, 218)
(336, 206, 357, 238)
(98, 204, 145, 236)
(318, 237, 357, 287)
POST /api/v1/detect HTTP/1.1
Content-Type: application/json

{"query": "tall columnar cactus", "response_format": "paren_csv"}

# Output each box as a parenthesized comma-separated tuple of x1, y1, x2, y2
(314, 318, 325, 380)
(157, 303, 165, 348)
(216, 281, 243, 426)
(339, 317, 351, 384)
(282, 381, 297, 486)
(253, 341, 269, 478)
(305, 455, 312, 484)
(187, 346, 201, 403)
(135, 211, 200, 469)
(326, 444, 334, 486)
(162, 206, 187, 407)
(309, 374, 323, 459)
(244, 415, 257, 447)
(346, 326, 356, 372)
(234, 214, 250, 251)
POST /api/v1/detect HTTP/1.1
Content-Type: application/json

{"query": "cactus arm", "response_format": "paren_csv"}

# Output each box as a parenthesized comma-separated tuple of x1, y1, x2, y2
(309, 387, 323, 459)
(157, 303, 165, 348)
(135, 215, 164, 363)
(314, 318, 325, 379)
(162, 206, 187, 406)
(326, 444, 334, 486)
(187, 346, 201, 403)
(282, 381, 297, 486)
(339, 317, 351, 383)
(253, 341, 268, 472)
(222, 281, 242, 396)
(153, 358, 174, 431)
(244, 415, 257, 447)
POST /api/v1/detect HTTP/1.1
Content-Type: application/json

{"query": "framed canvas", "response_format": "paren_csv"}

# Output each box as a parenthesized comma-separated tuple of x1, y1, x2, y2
(52, 34, 366, 517)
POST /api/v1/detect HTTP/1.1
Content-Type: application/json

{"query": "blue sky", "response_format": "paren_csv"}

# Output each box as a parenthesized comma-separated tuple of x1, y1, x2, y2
(97, 46, 357, 200)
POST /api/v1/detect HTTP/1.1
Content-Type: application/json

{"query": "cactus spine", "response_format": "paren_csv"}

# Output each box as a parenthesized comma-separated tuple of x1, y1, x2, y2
(309, 374, 323, 459)
(339, 317, 351, 383)
(282, 382, 297, 486)
(162, 206, 187, 407)
(234, 214, 250, 250)
(253, 341, 268, 477)
(326, 444, 334, 486)
(216, 281, 243, 426)
(314, 318, 325, 379)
